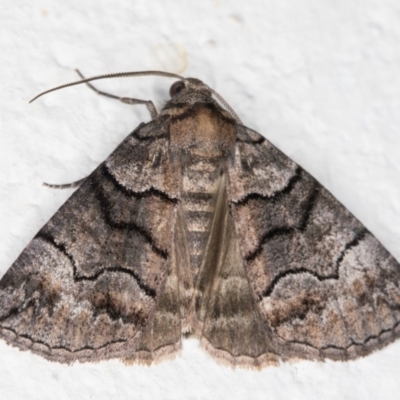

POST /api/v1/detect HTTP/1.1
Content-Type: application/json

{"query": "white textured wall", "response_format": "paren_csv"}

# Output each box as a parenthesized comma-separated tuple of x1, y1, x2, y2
(1, 1, 400, 399)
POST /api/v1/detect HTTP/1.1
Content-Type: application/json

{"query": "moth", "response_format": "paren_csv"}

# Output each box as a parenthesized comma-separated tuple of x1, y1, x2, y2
(0, 70, 399, 369)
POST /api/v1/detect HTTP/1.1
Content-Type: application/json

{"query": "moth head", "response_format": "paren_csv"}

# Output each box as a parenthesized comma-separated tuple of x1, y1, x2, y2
(169, 78, 212, 99)
(29, 70, 242, 124)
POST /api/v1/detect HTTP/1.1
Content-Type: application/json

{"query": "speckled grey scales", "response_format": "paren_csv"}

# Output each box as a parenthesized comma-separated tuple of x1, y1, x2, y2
(0, 77, 399, 368)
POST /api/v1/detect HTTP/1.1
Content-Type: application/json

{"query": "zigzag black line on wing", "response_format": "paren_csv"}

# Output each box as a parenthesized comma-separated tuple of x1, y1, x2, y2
(277, 317, 400, 351)
(102, 164, 178, 204)
(36, 232, 157, 298)
(0, 323, 128, 353)
(261, 229, 368, 298)
(90, 169, 169, 259)
(236, 165, 372, 298)
(0, 231, 156, 328)
(245, 180, 320, 263)
(233, 166, 302, 207)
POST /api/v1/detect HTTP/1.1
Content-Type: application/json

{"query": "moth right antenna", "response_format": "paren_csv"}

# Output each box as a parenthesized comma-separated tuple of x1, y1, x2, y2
(210, 87, 242, 125)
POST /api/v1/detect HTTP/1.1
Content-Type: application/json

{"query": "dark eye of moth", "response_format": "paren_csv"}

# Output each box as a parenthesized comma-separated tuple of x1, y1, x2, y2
(169, 81, 185, 97)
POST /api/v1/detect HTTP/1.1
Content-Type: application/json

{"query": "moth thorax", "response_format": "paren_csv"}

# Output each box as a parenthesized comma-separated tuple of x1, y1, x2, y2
(169, 103, 236, 158)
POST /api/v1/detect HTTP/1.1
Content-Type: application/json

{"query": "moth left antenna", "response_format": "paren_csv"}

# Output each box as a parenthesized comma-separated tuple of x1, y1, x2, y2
(29, 70, 186, 103)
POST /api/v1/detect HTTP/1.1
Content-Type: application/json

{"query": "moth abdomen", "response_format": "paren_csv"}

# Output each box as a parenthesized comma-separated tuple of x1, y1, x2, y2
(182, 157, 223, 274)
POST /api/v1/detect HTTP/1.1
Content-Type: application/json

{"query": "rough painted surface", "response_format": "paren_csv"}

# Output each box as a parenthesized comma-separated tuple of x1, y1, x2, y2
(1, 0, 400, 399)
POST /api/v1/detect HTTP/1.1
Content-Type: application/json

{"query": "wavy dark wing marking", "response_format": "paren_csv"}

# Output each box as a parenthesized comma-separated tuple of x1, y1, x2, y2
(0, 120, 183, 363)
(229, 125, 400, 361)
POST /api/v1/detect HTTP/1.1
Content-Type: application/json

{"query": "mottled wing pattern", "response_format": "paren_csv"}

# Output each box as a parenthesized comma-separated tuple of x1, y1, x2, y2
(2, 76, 400, 369)
(229, 125, 400, 362)
(0, 118, 183, 363)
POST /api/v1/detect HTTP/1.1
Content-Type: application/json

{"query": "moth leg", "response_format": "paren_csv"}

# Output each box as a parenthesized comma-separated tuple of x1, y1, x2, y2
(76, 69, 158, 119)
(43, 177, 86, 189)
